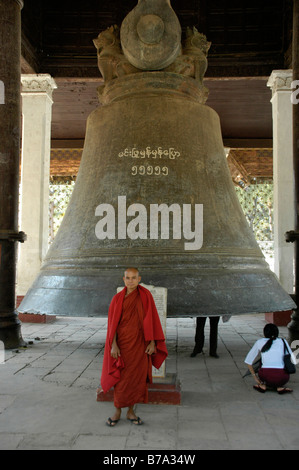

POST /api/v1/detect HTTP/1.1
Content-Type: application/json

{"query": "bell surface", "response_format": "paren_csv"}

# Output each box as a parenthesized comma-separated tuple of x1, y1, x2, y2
(19, 70, 296, 318)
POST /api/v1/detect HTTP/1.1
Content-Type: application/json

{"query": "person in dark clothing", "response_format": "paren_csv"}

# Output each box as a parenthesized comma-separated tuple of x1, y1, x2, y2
(190, 316, 220, 358)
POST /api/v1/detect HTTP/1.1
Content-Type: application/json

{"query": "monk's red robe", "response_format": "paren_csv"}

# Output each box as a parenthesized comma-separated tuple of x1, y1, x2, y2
(101, 285, 168, 407)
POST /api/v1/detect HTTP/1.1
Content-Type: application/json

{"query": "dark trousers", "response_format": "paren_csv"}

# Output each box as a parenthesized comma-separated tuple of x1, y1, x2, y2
(194, 316, 220, 355)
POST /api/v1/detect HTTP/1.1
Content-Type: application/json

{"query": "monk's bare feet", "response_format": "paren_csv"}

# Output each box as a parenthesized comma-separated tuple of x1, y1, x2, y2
(111, 408, 121, 421)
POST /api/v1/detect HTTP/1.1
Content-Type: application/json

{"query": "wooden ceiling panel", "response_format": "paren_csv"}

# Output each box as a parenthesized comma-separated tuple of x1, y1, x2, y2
(227, 148, 273, 186)
(21, 0, 290, 78)
(50, 77, 272, 141)
(205, 78, 272, 139)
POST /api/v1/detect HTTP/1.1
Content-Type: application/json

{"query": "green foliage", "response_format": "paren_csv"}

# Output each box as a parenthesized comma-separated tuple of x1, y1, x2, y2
(235, 182, 274, 268)
(235, 182, 273, 242)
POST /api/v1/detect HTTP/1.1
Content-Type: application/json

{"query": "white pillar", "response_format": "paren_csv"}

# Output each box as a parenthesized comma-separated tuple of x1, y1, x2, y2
(17, 74, 57, 295)
(267, 70, 294, 293)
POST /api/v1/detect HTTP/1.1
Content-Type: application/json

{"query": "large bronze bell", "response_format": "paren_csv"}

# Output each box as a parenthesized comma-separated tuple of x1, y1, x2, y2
(19, 0, 296, 317)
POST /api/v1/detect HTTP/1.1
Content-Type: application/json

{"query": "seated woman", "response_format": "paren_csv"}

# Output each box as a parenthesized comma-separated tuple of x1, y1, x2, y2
(244, 323, 296, 394)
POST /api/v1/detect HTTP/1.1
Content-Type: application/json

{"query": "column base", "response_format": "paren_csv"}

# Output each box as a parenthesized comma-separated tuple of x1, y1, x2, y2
(18, 313, 56, 324)
(17, 296, 56, 323)
(265, 310, 292, 326)
(0, 313, 26, 349)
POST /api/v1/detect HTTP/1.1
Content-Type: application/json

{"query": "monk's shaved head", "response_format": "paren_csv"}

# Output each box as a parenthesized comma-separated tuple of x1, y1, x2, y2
(124, 267, 139, 276)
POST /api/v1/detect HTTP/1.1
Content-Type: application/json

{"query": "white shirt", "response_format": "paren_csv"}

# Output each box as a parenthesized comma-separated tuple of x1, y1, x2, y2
(244, 337, 296, 369)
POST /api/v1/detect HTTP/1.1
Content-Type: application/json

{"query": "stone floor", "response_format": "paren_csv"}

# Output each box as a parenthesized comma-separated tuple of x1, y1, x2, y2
(0, 313, 299, 450)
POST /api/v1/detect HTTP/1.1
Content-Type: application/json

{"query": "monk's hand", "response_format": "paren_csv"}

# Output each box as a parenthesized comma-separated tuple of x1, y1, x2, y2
(111, 343, 121, 359)
(145, 340, 155, 355)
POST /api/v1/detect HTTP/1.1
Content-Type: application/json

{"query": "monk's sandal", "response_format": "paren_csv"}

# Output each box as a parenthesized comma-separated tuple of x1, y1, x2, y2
(106, 417, 119, 427)
(127, 416, 143, 425)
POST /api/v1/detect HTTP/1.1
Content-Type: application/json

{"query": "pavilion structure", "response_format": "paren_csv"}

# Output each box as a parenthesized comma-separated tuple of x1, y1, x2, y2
(0, 0, 298, 347)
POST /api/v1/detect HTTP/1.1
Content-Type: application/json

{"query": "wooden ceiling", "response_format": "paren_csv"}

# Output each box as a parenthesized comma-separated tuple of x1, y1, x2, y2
(21, 0, 292, 78)
(49, 76, 273, 141)
(20, 0, 294, 184)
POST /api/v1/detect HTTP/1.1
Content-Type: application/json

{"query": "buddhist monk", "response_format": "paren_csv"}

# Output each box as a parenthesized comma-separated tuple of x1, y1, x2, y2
(100, 268, 168, 427)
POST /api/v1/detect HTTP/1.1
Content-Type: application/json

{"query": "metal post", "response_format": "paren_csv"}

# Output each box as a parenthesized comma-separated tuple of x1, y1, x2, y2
(0, 0, 26, 348)
(287, 0, 299, 342)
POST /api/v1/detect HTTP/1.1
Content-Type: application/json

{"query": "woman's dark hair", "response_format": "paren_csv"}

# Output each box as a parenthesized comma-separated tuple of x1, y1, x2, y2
(261, 323, 279, 353)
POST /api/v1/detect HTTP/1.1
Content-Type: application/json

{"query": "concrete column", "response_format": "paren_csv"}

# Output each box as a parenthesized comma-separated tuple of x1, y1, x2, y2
(0, 0, 25, 348)
(267, 70, 294, 293)
(17, 74, 57, 295)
